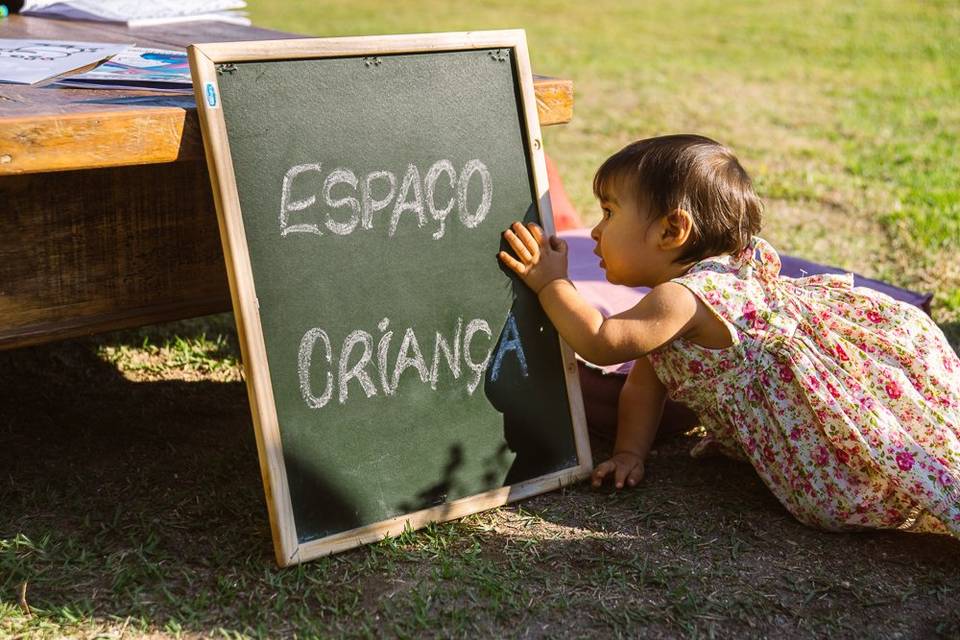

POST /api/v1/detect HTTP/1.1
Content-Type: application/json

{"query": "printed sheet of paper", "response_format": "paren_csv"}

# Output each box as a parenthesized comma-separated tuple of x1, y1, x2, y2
(0, 39, 131, 85)
(21, 0, 249, 26)
(54, 47, 192, 92)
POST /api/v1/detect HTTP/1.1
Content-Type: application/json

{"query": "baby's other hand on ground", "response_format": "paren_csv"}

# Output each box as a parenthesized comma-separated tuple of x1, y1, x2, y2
(498, 222, 568, 294)
(591, 451, 645, 489)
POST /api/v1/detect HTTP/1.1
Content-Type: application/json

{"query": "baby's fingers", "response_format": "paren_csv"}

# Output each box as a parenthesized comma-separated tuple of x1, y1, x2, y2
(503, 228, 534, 263)
(626, 464, 644, 487)
(498, 250, 526, 275)
(549, 235, 568, 255)
(591, 460, 615, 488)
(614, 464, 631, 489)
(527, 222, 545, 246)
(512, 222, 542, 256)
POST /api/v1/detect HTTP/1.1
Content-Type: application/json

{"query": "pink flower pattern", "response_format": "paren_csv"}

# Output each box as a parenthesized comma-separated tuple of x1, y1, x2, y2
(647, 237, 960, 537)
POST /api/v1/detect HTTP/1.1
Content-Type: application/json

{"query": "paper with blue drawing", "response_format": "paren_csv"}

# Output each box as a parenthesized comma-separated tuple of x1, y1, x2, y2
(53, 47, 191, 93)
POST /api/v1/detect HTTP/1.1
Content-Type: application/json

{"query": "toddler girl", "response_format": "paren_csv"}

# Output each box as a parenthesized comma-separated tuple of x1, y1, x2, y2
(499, 134, 960, 536)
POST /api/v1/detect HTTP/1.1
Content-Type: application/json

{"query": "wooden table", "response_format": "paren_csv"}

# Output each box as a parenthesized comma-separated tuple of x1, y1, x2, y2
(0, 16, 573, 349)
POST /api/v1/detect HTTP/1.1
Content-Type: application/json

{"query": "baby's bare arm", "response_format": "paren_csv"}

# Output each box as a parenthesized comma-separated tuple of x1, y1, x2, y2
(498, 222, 701, 364)
(592, 356, 666, 489)
(539, 280, 699, 365)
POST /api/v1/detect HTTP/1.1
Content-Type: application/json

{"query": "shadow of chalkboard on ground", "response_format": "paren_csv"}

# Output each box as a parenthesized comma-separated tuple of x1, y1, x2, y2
(188, 30, 592, 565)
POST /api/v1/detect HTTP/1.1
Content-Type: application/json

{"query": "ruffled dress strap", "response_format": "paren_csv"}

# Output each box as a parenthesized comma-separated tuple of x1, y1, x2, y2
(680, 237, 860, 357)
(647, 236, 850, 455)
(666, 237, 798, 351)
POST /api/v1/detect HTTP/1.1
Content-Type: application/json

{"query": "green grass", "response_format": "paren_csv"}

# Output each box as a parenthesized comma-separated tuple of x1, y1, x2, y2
(98, 331, 240, 379)
(249, 0, 960, 322)
(3, 2, 960, 638)
(4, 398, 960, 638)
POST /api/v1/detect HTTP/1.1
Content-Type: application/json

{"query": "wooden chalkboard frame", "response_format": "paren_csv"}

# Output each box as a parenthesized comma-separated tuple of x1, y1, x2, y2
(189, 30, 592, 566)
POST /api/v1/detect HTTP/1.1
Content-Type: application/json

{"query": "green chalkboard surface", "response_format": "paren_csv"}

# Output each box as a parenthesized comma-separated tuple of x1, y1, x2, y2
(190, 31, 591, 565)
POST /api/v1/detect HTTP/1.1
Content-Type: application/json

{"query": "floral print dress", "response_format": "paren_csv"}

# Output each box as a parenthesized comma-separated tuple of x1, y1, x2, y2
(647, 237, 960, 536)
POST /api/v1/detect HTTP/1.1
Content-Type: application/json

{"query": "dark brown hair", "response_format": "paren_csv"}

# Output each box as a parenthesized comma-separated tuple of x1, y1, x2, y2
(593, 134, 763, 264)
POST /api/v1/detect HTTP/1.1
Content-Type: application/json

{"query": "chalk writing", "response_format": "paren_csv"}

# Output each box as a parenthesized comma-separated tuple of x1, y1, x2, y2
(490, 314, 528, 382)
(279, 163, 322, 237)
(280, 159, 492, 240)
(297, 314, 526, 409)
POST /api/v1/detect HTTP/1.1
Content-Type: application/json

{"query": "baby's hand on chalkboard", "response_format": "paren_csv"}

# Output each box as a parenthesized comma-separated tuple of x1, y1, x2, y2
(498, 222, 568, 294)
(591, 451, 645, 490)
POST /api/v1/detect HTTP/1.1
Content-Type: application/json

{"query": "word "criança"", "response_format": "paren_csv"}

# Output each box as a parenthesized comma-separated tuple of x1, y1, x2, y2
(280, 159, 492, 240)
(297, 314, 528, 409)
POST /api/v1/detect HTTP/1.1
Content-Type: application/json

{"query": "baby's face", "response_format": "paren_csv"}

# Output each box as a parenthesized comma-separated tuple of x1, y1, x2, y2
(590, 188, 675, 288)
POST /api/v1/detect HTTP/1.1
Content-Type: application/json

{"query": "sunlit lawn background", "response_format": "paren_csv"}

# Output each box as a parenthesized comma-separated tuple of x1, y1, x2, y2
(252, 0, 960, 333)
(2, 1, 959, 638)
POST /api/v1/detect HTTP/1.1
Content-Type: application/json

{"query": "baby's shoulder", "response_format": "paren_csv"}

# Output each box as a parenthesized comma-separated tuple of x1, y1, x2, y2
(645, 282, 733, 351)
(648, 280, 699, 305)
(640, 281, 700, 324)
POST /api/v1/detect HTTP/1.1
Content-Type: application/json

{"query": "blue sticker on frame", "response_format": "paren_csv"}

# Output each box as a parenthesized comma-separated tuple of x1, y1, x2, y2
(204, 82, 219, 108)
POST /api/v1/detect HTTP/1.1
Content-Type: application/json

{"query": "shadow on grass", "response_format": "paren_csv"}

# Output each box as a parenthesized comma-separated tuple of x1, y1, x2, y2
(940, 321, 960, 355)
(2, 321, 960, 638)
(0, 325, 355, 634)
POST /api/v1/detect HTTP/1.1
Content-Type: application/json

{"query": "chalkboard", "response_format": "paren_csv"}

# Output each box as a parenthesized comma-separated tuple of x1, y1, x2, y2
(189, 31, 591, 565)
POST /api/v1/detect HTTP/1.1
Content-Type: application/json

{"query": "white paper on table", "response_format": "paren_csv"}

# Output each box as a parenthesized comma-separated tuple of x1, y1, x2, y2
(125, 11, 251, 27)
(21, 0, 247, 25)
(0, 39, 131, 85)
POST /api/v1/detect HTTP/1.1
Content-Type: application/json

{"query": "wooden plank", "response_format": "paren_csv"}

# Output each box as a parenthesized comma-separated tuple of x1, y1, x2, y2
(0, 75, 571, 175)
(297, 467, 581, 561)
(0, 17, 574, 175)
(196, 30, 537, 60)
(190, 45, 299, 565)
(0, 163, 230, 349)
(0, 104, 202, 171)
(511, 34, 593, 482)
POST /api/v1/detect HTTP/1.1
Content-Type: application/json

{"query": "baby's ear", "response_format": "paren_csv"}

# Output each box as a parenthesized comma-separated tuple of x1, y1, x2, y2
(660, 208, 693, 248)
